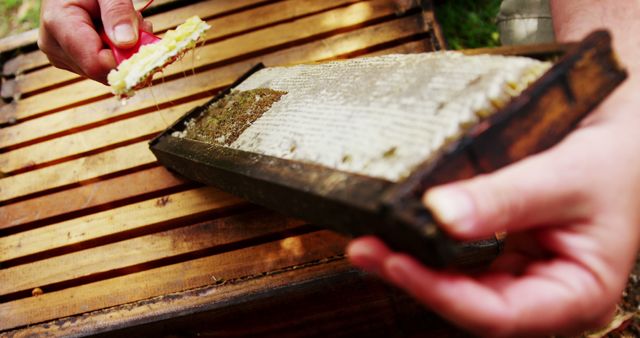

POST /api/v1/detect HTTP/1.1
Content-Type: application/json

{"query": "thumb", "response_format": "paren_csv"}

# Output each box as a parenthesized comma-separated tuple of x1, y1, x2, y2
(423, 151, 589, 240)
(98, 0, 139, 48)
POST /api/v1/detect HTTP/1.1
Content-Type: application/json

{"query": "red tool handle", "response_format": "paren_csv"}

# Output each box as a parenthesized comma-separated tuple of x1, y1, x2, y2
(99, 0, 159, 65)
(100, 29, 161, 65)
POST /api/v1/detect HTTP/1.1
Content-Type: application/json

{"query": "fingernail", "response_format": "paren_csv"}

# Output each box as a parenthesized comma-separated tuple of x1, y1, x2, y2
(424, 187, 475, 233)
(114, 23, 136, 44)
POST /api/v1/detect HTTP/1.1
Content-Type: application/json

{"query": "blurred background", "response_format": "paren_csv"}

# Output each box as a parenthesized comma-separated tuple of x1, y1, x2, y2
(435, 0, 501, 49)
(0, 0, 39, 39)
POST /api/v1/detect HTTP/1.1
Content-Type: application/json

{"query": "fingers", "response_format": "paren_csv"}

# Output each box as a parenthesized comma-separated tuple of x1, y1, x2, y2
(348, 237, 614, 337)
(382, 254, 516, 336)
(348, 237, 512, 335)
(38, 27, 79, 74)
(384, 254, 614, 337)
(422, 150, 589, 240)
(347, 236, 393, 277)
(97, 0, 140, 48)
(39, 1, 116, 83)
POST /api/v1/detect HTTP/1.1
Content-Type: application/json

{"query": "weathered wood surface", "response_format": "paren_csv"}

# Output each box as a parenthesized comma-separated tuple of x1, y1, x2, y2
(0, 187, 245, 264)
(0, 209, 303, 300)
(1, 49, 46, 77)
(0, 0, 444, 336)
(3, 259, 468, 338)
(0, 166, 189, 233)
(0, 29, 38, 56)
(0, 228, 348, 332)
(0, 99, 207, 174)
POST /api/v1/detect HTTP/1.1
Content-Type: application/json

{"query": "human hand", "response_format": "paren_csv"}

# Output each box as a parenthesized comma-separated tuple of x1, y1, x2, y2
(347, 79, 640, 337)
(38, 0, 153, 84)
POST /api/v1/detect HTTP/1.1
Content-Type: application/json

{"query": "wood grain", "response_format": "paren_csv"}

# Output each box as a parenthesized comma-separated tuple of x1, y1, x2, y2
(0, 99, 207, 174)
(363, 39, 431, 57)
(0, 230, 348, 332)
(0, 209, 304, 297)
(0, 62, 247, 149)
(0, 141, 157, 203)
(0, 187, 244, 263)
(0, 166, 188, 232)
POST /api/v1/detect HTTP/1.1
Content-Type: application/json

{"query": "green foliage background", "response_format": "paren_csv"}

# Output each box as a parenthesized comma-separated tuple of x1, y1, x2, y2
(0, 0, 40, 39)
(435, 0, 502, 50)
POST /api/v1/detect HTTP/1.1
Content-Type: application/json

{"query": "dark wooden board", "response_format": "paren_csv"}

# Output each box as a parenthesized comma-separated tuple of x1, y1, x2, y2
(5, 259, 471, 338)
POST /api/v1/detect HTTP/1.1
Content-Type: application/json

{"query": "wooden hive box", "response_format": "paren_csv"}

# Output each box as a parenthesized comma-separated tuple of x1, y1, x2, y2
(0, 0, 472, 336)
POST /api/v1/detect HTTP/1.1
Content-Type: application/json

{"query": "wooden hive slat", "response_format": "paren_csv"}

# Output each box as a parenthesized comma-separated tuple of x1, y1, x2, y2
(0, 166, 188, 232)
(0, 29, 38, 55)
(0, 187, 245, 263)
(0, 99, 207, 174)
(131, 0, 191, 11)
(138, 0, 275, 33)
(363, 39, 432, 57)
(0, 260, 352, 336)
(0, 230, 349, 332)
(0, 141, 158, 202)
(0, 209, 303, 297)
(3, 260, 442, 338)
